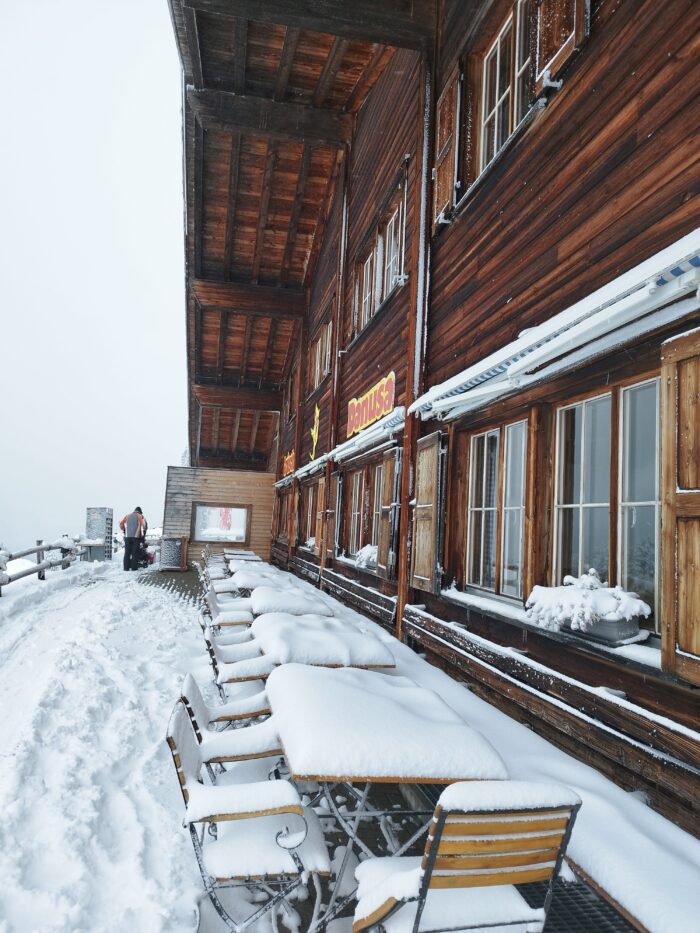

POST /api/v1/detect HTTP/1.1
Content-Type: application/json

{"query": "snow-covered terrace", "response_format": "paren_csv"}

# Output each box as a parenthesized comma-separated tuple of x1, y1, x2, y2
(0, 557, 698, 932)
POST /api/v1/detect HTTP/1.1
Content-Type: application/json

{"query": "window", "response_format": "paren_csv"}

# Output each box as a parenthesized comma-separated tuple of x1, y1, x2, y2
(277, 493, 289, 539)
(554, 394, 611, 582)
(552, 380, 661, 621)
(371, 464, 383, 547)
(192, 503, 250, 545)
(480, 1, 531, 172)
(302, 484, 317, 546)
(534, 0, 589, 96)
(353, 181, 406, 337)
(348, 471, 364, 556)
(466, 420, 528, 598)
(619, 380, 660, 617)
(308, 320, 332, 393)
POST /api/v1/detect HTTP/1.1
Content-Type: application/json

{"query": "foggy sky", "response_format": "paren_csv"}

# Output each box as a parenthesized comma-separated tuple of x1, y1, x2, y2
(0, 0, 186, 550)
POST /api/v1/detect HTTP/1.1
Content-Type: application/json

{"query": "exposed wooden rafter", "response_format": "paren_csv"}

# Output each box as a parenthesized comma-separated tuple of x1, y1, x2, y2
(231, 410, 241, 451)
(183, 5, 205, 87)
(312, 37, 349, 107)
(222, 133, 241, 280)
(193, 279, 306, 317)
(186, 87, 352, 147)
(281, 145, 311, 284)
(249, 411, 261, 452)
(193, 384, 282, 410)
(239, 316, 254, 383)
(274, 26, 300, 101)
(232, 17, 248, 94)
(182, 0, 435, 50)
(252, 142, 277, 283)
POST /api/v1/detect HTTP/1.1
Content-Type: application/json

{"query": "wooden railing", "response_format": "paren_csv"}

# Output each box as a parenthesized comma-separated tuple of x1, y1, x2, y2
(0, 538, 87, 596)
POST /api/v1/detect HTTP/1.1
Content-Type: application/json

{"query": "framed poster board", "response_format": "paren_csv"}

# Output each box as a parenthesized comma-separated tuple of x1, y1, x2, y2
(160, 535, 189, 571)
(190, 502, 252, 546)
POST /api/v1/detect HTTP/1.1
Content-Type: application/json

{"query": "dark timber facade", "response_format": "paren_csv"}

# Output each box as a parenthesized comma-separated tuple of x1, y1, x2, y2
(169, 0, 700, 840)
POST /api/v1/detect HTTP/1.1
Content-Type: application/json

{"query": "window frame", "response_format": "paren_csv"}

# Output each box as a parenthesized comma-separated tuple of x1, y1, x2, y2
(190, 501, 251, 547)
(464, 417, 529, 601)
(307, 319, 333, 395)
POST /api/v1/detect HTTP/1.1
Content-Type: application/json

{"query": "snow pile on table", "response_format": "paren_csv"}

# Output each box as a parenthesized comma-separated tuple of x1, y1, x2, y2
(250, 613, 395, 667)
(266, 664, 507, 781)
(251, 586, 334, 617)
(0, 561, 203, 932)
(526, 569, 651, 631)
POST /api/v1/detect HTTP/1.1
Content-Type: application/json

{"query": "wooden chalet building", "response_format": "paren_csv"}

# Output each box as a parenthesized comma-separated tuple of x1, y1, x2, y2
(168, 0, 700, 837)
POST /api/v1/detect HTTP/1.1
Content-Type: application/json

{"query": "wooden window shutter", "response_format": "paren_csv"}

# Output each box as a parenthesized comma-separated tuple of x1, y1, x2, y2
(292, 487, 300, 546)
(326, 473, 339, 559)
(411, 432, 444, 593)
(433, 75, 458, 225)
(377, 448, 402, 579)
(315, 476, 326, 556)
(661, 330, 700, 686)
(457, 57, 478, 194)
(534, 0, 589, 95)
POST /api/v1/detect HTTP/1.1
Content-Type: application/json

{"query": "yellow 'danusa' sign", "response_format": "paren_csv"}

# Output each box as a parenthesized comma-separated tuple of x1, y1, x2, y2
(282, 450, 296, 476)
(346, 371, 396, 438)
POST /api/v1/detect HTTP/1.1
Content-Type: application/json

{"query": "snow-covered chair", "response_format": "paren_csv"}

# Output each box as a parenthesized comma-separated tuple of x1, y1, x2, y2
(181, 672, 271, 727)
(352, 781, 581, 933)
(199, 613, 253, 648)
(203, 631, 276, 685)
(166, 703, 330, 932)
(204, 587, 254, 626)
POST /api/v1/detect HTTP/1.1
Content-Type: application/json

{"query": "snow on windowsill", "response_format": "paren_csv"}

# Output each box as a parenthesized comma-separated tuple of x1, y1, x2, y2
(440, 586, 527, 623)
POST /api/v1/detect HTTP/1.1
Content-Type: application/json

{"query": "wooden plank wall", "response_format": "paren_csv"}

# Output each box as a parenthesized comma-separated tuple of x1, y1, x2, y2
(163, 465, 275, 560)
(426, 0, 700, 390)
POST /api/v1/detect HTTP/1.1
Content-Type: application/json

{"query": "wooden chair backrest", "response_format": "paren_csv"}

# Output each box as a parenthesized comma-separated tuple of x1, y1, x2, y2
(181, 672, 209, 742)
(422, 801, 579, 890)
(166, 701, 202, 805)
(202, 632, 221, 681)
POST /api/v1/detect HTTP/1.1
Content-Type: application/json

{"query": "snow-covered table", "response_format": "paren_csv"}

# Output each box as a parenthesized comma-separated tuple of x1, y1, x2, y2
(266, 664, 506, 783)
(266, 664, 507, 928)
(250, 613, 395, 670)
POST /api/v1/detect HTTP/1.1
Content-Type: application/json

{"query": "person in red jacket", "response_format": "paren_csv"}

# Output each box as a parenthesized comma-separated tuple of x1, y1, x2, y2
(119, 507, 147, 571)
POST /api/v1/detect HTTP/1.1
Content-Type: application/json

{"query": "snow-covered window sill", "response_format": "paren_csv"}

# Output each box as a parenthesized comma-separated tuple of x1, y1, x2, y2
(334, 553, 380, 576)
(440, 587, 527, 624)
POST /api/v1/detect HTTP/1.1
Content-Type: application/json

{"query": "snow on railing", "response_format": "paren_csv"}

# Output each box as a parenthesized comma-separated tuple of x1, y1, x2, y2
(0, 537, 86, 595)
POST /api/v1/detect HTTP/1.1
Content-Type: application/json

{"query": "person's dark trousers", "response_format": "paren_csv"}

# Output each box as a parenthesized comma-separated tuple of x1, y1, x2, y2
(124, 537, 139, 571)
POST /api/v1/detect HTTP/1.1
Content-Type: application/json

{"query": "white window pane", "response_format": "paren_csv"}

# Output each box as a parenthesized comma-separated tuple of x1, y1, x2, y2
(470, 434, 485, 506)
(583, 396, 611, 504)
(582, 508, 609, 578)
(623, 381, 658, 502)
(468, 510, 483, 585)
(499, 24, 513, 96)
(558, 406, 582, 504)
(558, 508, 580, 579)
(483, 510, 498, 590)
(517, 0, 531, 69)
(621, 505, 656, 607)
(505, 421, 526, 507)
(485, 48, 498, 112)
(502, 508, 523, 598)
(484, 431, 500, 508)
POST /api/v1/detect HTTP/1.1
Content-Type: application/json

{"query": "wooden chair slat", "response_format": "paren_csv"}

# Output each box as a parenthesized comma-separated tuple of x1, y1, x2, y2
(440, 816, 569, 836)
(428, 865, 555, 889)
(437, 832, 565, 855)
(352, 896, 400, 933)
(426, 847, 561, 871)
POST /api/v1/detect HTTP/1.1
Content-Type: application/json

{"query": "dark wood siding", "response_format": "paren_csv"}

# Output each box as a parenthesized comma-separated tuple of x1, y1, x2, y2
(426, 0, 700, 390)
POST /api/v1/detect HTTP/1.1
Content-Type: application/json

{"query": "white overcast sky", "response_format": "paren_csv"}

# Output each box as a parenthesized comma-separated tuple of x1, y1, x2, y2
(0, 0, 187, 550)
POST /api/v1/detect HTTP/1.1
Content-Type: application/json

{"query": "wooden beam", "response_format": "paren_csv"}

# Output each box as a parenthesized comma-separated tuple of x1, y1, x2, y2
(281, 144, 311, 284)
(193, 278, 306, 317)
(304, 149, 341, 286)
(312, 37, 349, 107)
(193, 383, 282, 410)
(231, 410, 241, 451)
(232, 17, 248, 94)
(239, 316, 254, 383)
(194, 118, 205, 277)
(274, 26, 300, 101)
(217, 312, 228, 382)
(212, 406, 221, 451)
(183, 0, 434, 50)
(345, 44, 394, 112)
(252, 142, 277, 283)
(186, 87, 352, 147)
(183, 5, 205, 88)
(222, 134, 241, 280)
(260, 318, 278, 383)
(249, 411, 261, 452)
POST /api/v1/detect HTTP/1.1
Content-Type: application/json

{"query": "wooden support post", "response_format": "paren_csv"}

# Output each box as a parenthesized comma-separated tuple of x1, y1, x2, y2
(396, 51, 433, 639)
(36, 539, 45, 581)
